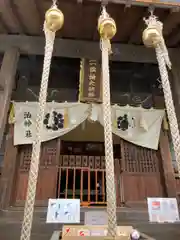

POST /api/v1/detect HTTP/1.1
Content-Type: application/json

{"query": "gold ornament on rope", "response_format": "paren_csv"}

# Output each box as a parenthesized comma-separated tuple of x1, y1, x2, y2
(143, 11, 180, 177)
(20, 2, 64, 240)
(45, 2, 64, 32)
(98, 6, 117, 238)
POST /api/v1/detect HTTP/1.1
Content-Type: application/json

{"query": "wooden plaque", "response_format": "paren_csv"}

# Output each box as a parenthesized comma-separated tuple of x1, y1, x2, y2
(79, 59, 102, 103)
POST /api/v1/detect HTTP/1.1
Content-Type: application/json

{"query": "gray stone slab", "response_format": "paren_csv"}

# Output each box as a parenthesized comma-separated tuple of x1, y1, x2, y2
(50, 231, 60, 240)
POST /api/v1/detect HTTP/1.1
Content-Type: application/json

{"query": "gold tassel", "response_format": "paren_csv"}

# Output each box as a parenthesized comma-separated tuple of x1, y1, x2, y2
(64, 107, 69, 128)
(78, 58, 85, 102)
(8, 102, 15, 124)
(163, 114, 169, 130)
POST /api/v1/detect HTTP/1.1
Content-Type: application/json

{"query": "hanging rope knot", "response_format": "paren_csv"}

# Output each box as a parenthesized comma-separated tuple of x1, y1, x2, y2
(52, 0, 57, 7)
(143, 14, 171, 69)
(144, 14, 162, 33)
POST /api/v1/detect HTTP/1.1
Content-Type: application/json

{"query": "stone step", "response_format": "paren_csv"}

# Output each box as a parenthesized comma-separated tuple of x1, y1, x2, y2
(1, 207, 180, 239)
(1, 221, 180, 240)
(0, 207, 149, 223)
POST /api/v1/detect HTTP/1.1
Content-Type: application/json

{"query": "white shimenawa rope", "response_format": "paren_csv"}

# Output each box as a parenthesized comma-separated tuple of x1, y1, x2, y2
(144, 14, 180, 176)
(101, 38, 117, 237)
(20, 23, 55, 240)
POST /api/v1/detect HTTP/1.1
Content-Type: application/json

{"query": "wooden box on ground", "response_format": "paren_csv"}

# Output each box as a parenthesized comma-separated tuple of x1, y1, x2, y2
(61, 225, 155, 240)
(62, 225, 133, 239)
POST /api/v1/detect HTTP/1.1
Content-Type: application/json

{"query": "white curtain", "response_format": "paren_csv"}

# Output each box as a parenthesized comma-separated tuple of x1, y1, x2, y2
(14, 102, 90, 145)
(13, 102, 164, 149)
(98, 104, 164, 150)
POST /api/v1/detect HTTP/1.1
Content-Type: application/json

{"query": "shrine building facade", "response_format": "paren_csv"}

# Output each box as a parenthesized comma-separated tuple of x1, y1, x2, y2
(0, 0, 180, 209)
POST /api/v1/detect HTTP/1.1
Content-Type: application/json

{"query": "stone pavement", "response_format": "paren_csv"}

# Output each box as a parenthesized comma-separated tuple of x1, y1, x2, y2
(0, 207, 180, 240)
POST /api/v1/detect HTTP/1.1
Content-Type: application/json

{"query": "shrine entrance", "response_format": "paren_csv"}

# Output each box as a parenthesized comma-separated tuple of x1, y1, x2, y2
(13, 120, 165, 207)
(58, 139, 121, 207)
(14, 121, 122, 207)
(57, 154, 107, 206)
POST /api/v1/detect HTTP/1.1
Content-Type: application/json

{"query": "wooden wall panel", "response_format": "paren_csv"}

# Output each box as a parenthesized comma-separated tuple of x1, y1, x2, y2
(175, 178, 180, 202)
(0, 125, 18, 208)
(159, 131, 177, 197)
(15, 172, 28, 202)
(36, 168, 58, 201)
(175, 178, 180, 193)
(120, 139, 165, 206)
(15, 139, 59, 205)
(122, 174, 163, 205)
(15, 168, 58, 205)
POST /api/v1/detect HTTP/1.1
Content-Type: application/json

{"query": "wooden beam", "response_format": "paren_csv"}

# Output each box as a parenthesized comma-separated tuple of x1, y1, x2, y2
(0, 34, 160, 63)
(88, 0, 180, 9)
(0, 35, 179, 63)
(0, 2, 24, 33)
(0, 48, 19, 147)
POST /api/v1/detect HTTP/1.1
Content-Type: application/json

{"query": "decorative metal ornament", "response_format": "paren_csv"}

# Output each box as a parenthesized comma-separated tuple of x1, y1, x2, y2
(142, 28, 161, 48)
(45, 6, 64, 32)
(142, 14, 162, 48)
(98, 7, 116, 40)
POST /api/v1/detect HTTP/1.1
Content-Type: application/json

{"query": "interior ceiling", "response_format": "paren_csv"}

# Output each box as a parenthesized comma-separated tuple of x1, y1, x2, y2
(0, 0, 180, 47)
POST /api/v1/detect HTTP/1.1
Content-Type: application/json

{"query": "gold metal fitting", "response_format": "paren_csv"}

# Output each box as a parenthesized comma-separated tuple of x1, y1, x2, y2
(45, 6, 64, 32)
(142, 27, 161, 48)
(98, 7, 116, 40)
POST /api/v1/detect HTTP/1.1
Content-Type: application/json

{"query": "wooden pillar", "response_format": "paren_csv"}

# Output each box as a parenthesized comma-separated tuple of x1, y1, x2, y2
(0, 125, 18, 208)
(0, 48, 19, 147)
(170, 51, 180, 129)
(159, 130, 177, 197)
(0, 48, 19, 209)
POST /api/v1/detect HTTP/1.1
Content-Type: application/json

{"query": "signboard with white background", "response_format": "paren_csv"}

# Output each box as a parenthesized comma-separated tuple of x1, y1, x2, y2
(147, 197, 179, 223)
(85, 211, 108, 225)
(46, 199, 80, 223)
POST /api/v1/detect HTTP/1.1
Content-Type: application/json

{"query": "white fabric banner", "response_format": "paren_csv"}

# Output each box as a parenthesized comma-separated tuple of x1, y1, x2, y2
(13, 102, 164, 149)
(14, 102, 89, 145)
(97, 104, 164, 150)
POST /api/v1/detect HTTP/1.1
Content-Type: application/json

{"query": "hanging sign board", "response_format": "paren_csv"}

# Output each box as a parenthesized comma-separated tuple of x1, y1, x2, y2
(85, 211, 108, 225)
(79, 59, 102, 103)
(46, 198, 80, 223)
(147, 197, 180, 223)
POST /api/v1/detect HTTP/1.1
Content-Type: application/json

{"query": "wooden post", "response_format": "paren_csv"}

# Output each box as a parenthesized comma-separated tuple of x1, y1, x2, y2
(0, 48, 19, 209)
(0, 48, 19, 147)
(159, 130, 177, 197)
(0, 125, 18, 208)
(170, 52, 180, 129)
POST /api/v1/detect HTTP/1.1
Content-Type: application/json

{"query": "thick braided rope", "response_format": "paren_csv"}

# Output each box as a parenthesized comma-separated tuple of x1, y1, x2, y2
(20, 24, 55, 240)
(101, 39, 117, 237)
(155, 45, 180, 176)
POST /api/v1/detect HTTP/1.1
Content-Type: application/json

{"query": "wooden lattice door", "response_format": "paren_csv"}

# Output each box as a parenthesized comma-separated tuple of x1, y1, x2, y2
(58, 155, 107, 206)
(15, 139, 59, 206)
(120, 140, 165, 206)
